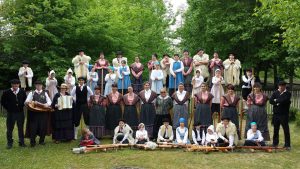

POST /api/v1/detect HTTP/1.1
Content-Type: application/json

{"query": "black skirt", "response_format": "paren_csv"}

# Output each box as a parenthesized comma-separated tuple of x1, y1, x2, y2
(140, 103, 156, 138)
(52, 109, 74, 141)
(89, 104, 106, 138)
(123, 105, 139, 130)
(105, 104, 122, 130)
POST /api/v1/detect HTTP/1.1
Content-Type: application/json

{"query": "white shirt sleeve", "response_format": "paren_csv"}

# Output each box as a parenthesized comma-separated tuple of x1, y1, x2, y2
(157, 128, 164, 141)
(25, 92, 33, 103)
(123, 66, 130, 75)
(192, 130, 198, 145)
(169, 62, 175, 76)
(183, 128, 188, 143)
(176, 129, 182, 143)
(257, 130, 264, 142)
(26, 68, 33, 78)
(105, 74, 109, 82)
(86, 86, 94, 100)
(117, 67, 122, 79)
(93, 73, 98, 82)
(44, 92, 52, 106)
(71, 86, 77, 101)
(201, 130, 206, 145)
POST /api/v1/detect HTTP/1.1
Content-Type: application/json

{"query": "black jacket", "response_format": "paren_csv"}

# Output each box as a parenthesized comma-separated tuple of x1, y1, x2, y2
(269, 90, 291, 116)
(1, 88, 27, 113)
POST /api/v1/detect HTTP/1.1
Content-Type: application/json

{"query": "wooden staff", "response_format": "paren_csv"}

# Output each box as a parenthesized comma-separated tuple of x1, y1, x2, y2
(101, 68, 104, 95)
(218, 79, 222, 122)
(121, 69, 124, 95)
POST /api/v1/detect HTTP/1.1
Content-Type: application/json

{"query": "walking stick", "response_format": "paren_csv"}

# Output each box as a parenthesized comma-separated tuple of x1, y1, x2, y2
(101, 68, 104, 95)
(218, 80, 222, 122)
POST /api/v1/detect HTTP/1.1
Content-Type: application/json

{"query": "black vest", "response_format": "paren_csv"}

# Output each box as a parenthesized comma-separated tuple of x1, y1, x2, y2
(76, 86, 88, 104)
(33, 91, 47, 104)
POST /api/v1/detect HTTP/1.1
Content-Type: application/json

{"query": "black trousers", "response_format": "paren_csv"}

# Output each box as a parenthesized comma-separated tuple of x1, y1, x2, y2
(29, 112, 48, 144)
(6, 112, 25, 145)
(73, 103, 89, 127)
(244, 140, 266, 146)
(273, 114, 290, 147)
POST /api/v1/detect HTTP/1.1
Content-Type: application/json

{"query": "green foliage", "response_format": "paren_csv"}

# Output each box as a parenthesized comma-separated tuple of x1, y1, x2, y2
(289, 107, 299, 121)
(0, 0, 171, 88)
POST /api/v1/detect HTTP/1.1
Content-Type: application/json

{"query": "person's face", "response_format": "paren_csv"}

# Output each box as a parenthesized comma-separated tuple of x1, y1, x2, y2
(163, 122, 169, 127)
(78, 79, 84, 85)
(164, 55, 169, 59)
(108, 69, 113, 73)
(174, 56, 179, 61)
(61, 88, 67, 93)
(213, 53, 218, 58)
(278, 85, 286, 92)
(152, 55, 157, 61)
(128, 87, 133, 93)
(183, 51, 189, 56)
(208, 129, 213, 134)
(50, 73, 55, 78)
(95, 89, 100, 95)
(200, 84, 207, 91)
(79, 51, 84, 56)
(251, 125, 257, 131)
(11, 83, 19, 90)
(229, 54, 234, 60)
(117, 54, 122, 58)
(253, 87, 261, 93)
(35, 84, 43, 90)
(119, 121, 125, 127)
(195, 125, 200, 130)
(246, 71, 252, 77)
(196, 72, 200, 76)
(223, 120, 229, 126)
(180, 122, 185, 127)
(228, 89, 234, 95)
(198, 50, 204, 55)
(23, 64, 28, 68)
(178, 85, 184, 91)
(100, 54, 104, 59)
(139, 126, 144, 130)
(112, 87, 117, 92)
(68, 72, 72, 76)
(155, 64, 160, 69)
(160, 90, 166, 97)
(144, 83, 150, 90)
(215, 71, 221, 76)
(135, 57, 140, 62)
(121, 63, 126, 67)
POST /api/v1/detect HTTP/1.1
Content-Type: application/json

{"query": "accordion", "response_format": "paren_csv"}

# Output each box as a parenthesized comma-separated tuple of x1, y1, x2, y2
(58, 96, 73, 110)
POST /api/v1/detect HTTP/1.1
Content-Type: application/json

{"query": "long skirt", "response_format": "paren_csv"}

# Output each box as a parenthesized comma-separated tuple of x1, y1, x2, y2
(140, 103, 156, 138)
(132, 76, 143, 94)
(194, 103, 212, 126)
(242, 88, 251, 100)
(105, 104, 122, 131)
(222, 107, 240, 138)
(89, 104, 106, 138)
(52, 109, 74, 141)
(123, 105, 139, 130)
(183, 67, 193, 93)
(173, 104, 189, 129)
(97, 68, 108, 89)
(153, 114, 172, 139)
(245, 105, 270, 141)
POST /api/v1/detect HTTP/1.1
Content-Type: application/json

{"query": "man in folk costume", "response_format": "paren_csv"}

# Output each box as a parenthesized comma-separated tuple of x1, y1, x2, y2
(241, 68, 255, 101)
(18, 60, 33, 91)
(223, 52, 241, 86)
(112, 50, 128, 71)
(25, 80, 52, 147)
(269, 81, 292, 150)
(113, 119, 134, 144)
(182, 49, 193, 93)
(160, 53, 174, 88)
(157, 118, 174, 143)
(139, 81, 157, 139)
(193, 48, 209, 81)
(216, 117, 238, 147)
(71, 77, 93, 139)
(172, 83, 190, 130)
(1, 79, 27, 149)
(72, 49, 91, 79)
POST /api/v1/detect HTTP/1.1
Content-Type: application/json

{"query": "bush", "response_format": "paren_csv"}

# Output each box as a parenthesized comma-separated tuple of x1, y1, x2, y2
(289, 107, 299, 121)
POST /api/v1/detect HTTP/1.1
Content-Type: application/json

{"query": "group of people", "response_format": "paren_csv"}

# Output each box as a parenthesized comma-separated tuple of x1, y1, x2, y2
(1, 49, 291, 151)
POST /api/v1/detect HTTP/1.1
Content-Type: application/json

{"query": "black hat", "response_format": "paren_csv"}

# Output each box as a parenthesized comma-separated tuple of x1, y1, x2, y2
(245, 68, 252, 72)
(78, 49, 84, 52)
(77, 77, 86, 81)
(116, 134, 124, 142)
(118, 119, 125, 123)
(221, 116, 231, 121)
(34, 80, 43, 85)
(10, 79, 20, 84)
(228, 52, 236, 56)
(116, 51, 123, 55)
(278, 81, 287, 86)
(22, 60, 30, 64)
(162, 118, 170, 123)
(193, 122, 201, 126)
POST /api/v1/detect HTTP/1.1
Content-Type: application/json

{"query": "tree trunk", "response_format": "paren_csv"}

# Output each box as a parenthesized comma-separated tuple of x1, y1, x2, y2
(273, 64, 277, 90)
(263, 67, 268, 89)
(289, 64, 294, 90)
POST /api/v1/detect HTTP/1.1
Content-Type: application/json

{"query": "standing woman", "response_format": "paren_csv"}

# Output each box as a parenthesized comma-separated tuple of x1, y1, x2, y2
(87, 67, 99, 93)
(46, 70, 58, 100)
(117, 60, 131, 94)
(139, 81, 157, 138)
(169, 54, 184, 96)
(123, 86, 140, 131)
(51, 83, 74, 143)
(182, 49, 193, 93)
(221, 84, 241, 138)
(210, 69, 225, 118)
(245, 82, 270, 141)
(172, 83, 190, 129)
(150, 62, 164, 94)
(104, 66, 117, 96)
(194, 82, 214, 126)
(147, 53, 159, 83)
(130, 56, 144, 93)
(106, 84, 123, 135)
(160, 54, 173, 88)
(64, 68, 75, 93)
(89, 86, 107, 139)
(94, 52, 109, 94)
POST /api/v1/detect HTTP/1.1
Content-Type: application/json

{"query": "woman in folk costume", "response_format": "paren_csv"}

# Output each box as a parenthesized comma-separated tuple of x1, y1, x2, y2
(172, 83, 190, 129)
(210, 69, 225, 117)
(87, 67, 99, 93)
(113, 119, 134, 144)
(191, 70, 204, 96)
(160, 53, 174, 88)
(135, 123, 149, 144)
(106, 84, 123, 135)
(223, 52, 241, 86)
(216, 117, 238, 147)
(117, 60, 131, 94)
(169, 54, 184, 96)
(94, 52, 109, 94)
(147, 53, 159, 83)
(245, 82, 270, 141)
(139, 81, 157, 138)
(112, 51, 128, 70)
(221, 84, 241, 138)
(46, 70, 58, 101)
(205, 125, 219, 146)
(130, 56, 144, 93)
(192, 123, 206, 145)
(175, 118, 190, 144)
(244, 122, 266, 146)
(123, 86, 140, 131)
(104, 66, 117, 96)
(72, 49, 91, 79)
(241, 68, 255, 101)
(157, 118, 174, 143)
(51, 83, 74, 143)
(182, 49, 193, 93)
(79, 128, 100, 147)
(150, 62, 164, 94)
(88, 86, 107, 139)
(154, 88, 173, 139)
(193, 48, 209, 81)
(64, 68, 75, 93)
(18, 60, 33, 91)
(209, 52, 223, 87)
(194, 82, 214, 126)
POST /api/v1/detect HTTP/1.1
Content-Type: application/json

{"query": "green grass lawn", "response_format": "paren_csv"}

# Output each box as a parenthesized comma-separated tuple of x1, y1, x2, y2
(0, 116, 299, 169)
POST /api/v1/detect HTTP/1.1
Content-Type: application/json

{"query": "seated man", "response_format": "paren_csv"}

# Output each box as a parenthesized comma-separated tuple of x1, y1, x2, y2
(113, 119, 134, 144)
(175, 118, 190, 144)
(244, 122, 266, 146)
(205, 125, 219, 147)
(157, 118, 173, 143)
(216, 117, 238, 147)
(192, 123, 206, 145)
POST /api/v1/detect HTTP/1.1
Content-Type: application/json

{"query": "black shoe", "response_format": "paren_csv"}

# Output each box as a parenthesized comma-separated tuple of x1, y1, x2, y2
(19, 143, 27, 147)
(39, 142, 46, 145)
(6, 144, 12, 149)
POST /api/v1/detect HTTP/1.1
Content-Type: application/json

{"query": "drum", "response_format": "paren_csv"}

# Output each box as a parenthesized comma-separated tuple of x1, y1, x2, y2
(27, 101, 54, 112)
